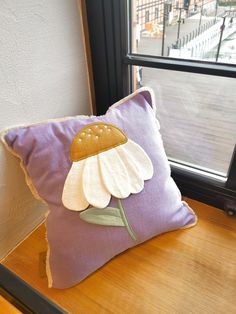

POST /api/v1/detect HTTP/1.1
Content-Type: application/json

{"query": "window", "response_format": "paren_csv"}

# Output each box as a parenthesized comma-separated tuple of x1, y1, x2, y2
(155, 7, 159, 19)
(184, 0, 190, 9)
(85, 0, 236, 212)
(133, 67, 236, 176)
(145, 10, 150, 23)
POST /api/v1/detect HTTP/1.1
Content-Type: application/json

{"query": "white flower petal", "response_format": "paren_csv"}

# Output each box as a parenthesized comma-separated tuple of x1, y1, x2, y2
(98, 149, 131, 199)
(115, 145, 144, 194)
(123, 140, 153, 180)
(82, 155, 111, 208)
(62, 160, 89, 211)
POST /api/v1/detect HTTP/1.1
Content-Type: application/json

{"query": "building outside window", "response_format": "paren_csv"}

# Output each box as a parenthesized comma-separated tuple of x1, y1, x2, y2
(155, 7, 159, 19)
(145, 9, 150, 22)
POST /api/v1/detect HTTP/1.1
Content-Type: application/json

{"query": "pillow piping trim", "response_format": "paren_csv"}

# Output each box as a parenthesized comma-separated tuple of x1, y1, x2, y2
(107, 87, 160, 130)
(0, 115, 91, 134)
(108, 87, 156, 113)
(1, 131, 44, 203)
(0, 115, 93, 202)
(180, 201, 198, 229)
(44, 212, 53, 288)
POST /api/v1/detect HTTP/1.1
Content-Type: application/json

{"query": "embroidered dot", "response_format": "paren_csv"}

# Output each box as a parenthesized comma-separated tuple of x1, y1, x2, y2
(95, 135, 99, 139)
(78, 138, 82, 142)
(81, 132, 85, 137)
(107, 128, 111, 132)
(95, 125, 98, 128)
(88, 134, 91, 137)
(99, 129, 103, 132)
(104, 125, 108, 128)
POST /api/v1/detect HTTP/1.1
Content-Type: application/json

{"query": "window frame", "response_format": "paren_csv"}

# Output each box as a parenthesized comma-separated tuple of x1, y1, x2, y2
(84, 0, 236, 212)
(0, 265, 66, 314)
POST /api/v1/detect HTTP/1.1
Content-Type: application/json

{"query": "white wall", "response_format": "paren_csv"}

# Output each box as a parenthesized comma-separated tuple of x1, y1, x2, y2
(0, 0, 91, 260)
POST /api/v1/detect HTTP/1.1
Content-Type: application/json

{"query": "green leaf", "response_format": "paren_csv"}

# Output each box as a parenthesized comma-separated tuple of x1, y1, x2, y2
(80, 207, 125, 227)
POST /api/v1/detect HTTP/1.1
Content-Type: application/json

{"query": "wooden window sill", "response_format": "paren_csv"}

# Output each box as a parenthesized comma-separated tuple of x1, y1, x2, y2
(0, 295, 22, 314)
(1, 198, 236, 313)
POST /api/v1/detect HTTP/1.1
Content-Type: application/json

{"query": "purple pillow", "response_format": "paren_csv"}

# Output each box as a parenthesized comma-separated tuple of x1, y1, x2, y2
(2, 88, 197, 289)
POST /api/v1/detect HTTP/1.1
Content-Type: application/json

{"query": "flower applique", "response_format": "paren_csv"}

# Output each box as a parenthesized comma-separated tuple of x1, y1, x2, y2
(62, 123, 153, 240)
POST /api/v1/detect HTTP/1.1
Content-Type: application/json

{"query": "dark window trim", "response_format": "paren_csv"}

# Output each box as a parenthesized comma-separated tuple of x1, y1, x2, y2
(124, 54, 236, 78)
(171, 164, 236, 210)
(226, 145, 236, 190)
(0, 265, 66, 314)
(85, 0, 130, 115)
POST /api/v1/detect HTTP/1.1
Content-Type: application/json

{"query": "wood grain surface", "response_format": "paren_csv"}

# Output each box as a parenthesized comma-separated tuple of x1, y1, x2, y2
(0, 296, 22, 314)
(2, 198, 236, 314)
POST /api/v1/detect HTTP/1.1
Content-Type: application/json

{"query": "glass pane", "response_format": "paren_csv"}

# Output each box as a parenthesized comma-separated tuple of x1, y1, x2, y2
(132, 66, 236, 175)
(131, 0, 236, 64)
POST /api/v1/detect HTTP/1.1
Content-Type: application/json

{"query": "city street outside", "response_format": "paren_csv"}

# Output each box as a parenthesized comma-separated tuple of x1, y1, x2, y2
(133, 4, 236, 175)
(136, 6, 231, 59)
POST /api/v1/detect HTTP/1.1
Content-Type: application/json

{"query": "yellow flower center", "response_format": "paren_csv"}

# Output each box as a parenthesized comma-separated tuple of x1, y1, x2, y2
(70, 123, 128, 162)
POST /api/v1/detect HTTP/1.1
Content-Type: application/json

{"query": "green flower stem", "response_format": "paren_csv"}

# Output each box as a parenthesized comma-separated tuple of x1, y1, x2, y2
(117, 198, 137, 241)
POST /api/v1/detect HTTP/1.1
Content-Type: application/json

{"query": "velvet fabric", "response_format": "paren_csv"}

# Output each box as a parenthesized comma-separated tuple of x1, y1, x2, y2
(3, 88, 197, 288)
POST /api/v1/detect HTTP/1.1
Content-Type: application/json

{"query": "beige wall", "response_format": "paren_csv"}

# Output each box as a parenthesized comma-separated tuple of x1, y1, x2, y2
(0, 0, 91, 260)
